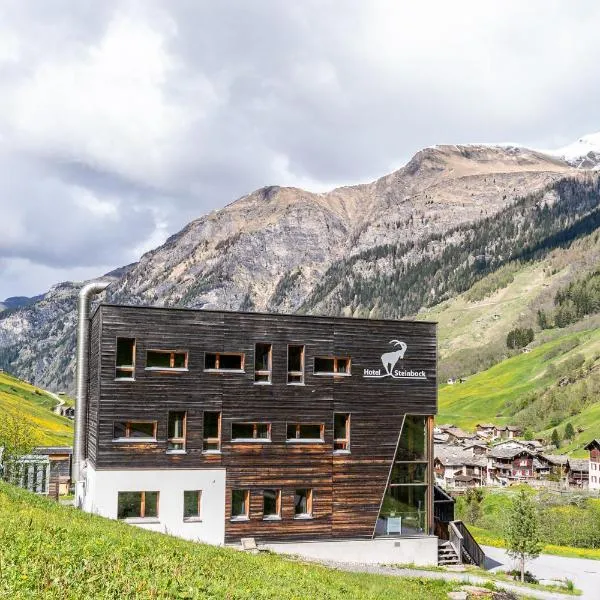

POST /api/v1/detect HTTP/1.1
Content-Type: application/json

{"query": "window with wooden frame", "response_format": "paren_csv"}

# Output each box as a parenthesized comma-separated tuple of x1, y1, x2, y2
(313, 356, 351, 376)
(254, 343, 272, 383)
(263, 489, 281, 520)
(287, 345, 304, 384)
(333, 413, 351, 452)
(117, 491, 159, 519)
(231, 422, 271, 441)
(167, 411, 186, 452)
(203, 411, 221, 452)
(115, 337, 135, 379)
(231, 489, 250, 520)
(294, 489, 313, 518)
(113, 421, 157, 441)
(204, 352, 245, 372)
(183, 490, 201, 520)
(286, 423, 324, 442)
(146, 350, 188, 371)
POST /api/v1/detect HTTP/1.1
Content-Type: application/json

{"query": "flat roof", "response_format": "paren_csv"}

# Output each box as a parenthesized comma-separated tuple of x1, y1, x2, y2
(93, 302, 438, 326)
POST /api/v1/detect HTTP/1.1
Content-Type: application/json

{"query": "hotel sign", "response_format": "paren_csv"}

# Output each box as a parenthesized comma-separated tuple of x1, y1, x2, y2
(363, 339, 427, 380)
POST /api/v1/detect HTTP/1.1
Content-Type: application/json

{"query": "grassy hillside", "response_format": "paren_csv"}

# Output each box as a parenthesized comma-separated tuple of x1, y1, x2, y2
(0, 371, 72, 447)
(0, 482, 459, 600)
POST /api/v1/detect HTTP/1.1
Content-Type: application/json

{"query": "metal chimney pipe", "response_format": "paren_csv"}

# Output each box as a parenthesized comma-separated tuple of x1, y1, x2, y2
(72, 281, 110, 494)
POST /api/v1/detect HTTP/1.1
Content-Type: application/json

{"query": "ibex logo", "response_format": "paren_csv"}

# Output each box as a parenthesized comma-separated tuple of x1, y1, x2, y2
(363, 339, 426, 380)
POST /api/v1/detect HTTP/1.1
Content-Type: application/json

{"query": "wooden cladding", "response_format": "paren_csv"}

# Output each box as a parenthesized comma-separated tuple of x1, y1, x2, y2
(90, 304, 437, 543)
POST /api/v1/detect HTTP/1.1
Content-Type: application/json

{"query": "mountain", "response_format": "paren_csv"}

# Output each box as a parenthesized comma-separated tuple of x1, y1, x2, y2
(548, 131, 600, 170)
(1, 139, 598, 394)
(0, 295, 43, 313)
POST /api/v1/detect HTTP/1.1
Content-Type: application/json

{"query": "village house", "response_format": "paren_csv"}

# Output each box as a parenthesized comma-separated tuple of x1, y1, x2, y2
(585, 440, 600, 491)
(434, 445, 487, 488)
(475, 424, 495, 438)
(487, 442, 535, 484)
(566, 458, 589, 488)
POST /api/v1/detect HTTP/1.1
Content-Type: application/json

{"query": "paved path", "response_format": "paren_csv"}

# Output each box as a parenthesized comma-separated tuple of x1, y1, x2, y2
(483, 545, 600, 600)
(49, 390, 65, 414)
(308, 560, 573, 599)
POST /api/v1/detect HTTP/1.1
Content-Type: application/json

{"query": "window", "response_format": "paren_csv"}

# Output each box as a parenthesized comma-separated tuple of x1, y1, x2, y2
(167, 411, 186, 452)
(287, 345, 304, 384)
(263, 489, 281, 519)
(231, 422, 271, 441)
(146, 350, 188, 370)
(231, 489, 249, 520)
(254, 343, 272, 383)
(314, 356, 351, 376)
(183, 490, 201, 520)
(334, 413, 350, 452)
(113, 421, 157, 441)
(205, 352, 244, 371)
(294, 489, 313, 518)
(117, 491, 159, 519)
(286, 423, 324, 442)
(115, 338, 135, 379)
(203, 411, 221, 452)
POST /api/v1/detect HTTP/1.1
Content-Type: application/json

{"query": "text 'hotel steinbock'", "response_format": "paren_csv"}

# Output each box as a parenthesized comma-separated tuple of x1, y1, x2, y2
(79, 304, 437, 546)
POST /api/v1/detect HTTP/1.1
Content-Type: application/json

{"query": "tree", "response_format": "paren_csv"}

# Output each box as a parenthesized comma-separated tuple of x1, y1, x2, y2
(504, 490, 542, 582)
(564, 422, 575, 441)
(0, 411, 37, 482)
(523, 429, 534, 441)
(463, 487, 485, 525)
(551, 428, 561, 448)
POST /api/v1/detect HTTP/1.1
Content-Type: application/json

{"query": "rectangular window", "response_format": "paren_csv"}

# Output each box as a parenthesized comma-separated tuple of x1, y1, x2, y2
(146, 350, 188, 370)
(115, 338, 135, 379)
(204, 352, 244, 371)
(287, 345, 304, 384)
(286, 423, 324, 442)
(113, 421, 157, 441)
(183, 490, 201, 520)
(254, 343, 272, 383)
(117, 491, 159, 519)
(333, 413, 350, 452)
(294, 489, 313, 518)
(263, 489, 281, 519)
(203, 411, 221, 452)
(231, 489, 250, 519)
(314, 356, 351, 376)
(231, 422, 271, 441)
(167, 411, 186, 452)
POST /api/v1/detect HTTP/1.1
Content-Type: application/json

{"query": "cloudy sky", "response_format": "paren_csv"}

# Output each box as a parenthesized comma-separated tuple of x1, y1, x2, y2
(1, 0, 599, 299)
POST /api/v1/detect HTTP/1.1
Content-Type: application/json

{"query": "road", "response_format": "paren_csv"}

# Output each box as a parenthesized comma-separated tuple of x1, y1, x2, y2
(483, 545, 600, 600)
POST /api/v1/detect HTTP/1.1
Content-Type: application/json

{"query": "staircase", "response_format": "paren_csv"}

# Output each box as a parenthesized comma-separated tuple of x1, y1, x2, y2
(438, 540, 461, 566)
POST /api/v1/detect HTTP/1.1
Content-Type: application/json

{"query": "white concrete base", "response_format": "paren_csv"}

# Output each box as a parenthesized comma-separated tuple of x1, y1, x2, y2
(81, 465, 226, 544)
(263, 536, 439, 566)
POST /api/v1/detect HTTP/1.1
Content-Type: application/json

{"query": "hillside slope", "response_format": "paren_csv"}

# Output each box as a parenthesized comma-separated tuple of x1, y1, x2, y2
(0, 482, 457, 599)
(0, 371, 72, 447)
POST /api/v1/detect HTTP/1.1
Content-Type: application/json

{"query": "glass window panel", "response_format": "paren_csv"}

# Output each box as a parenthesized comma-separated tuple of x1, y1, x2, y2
(255, 344, 271, 372)
(256, 424, 270, 439)
(334, 414, 348, 440)
(288, 373, 303, 384)
(147, 351, 171, 368)
(286, 424, 297, 439)
(173, 352, 186, 368)
(117, 492, 142, 519)
(113, 422, 127, 439)
(314, 357, 334, 373)
(263, 489, 279, 517)
(378, 485, 427, 536)
(220, 354, 243, 370)
(144, 491, 159, 518)
(183, 490, 200, 519)
(288, 345, 303, 372)
(232, 423, 254, 439)
(294, 489, 309, 515)
(299, 424, 322, 439)
(129, 422, 155, 438)
(203, 440, 220, 451)
(390, 462, 428, 484)
(168, 412, 185, 439)
(205, 353, 217, 369)
(396, 415, 427, 461)
(116, 338, 135, 367)
(337, 358, 349, 373)
(231, 490, 248, 517)
(204, 412, 220, 439)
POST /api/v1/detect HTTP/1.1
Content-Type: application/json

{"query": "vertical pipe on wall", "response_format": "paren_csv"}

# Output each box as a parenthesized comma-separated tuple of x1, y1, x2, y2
(72, 281, 110, 501)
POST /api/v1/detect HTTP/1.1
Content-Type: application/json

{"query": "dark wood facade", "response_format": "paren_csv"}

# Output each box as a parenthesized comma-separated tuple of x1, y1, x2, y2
(86, 304, 437, 543)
